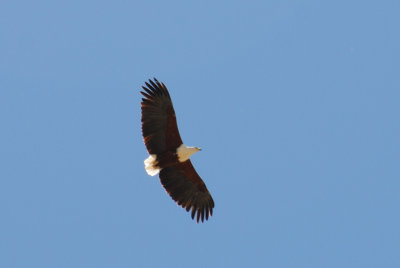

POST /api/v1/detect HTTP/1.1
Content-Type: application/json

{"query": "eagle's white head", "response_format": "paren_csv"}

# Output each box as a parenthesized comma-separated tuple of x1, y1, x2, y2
(177, 144, 201, 162)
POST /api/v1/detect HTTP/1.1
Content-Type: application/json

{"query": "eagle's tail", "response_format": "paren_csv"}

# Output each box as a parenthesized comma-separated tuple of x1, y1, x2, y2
(144, 154, 161, 176)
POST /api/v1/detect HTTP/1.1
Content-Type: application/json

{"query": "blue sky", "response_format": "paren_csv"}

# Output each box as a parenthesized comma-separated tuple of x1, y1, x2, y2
(1, 0, 399, 267)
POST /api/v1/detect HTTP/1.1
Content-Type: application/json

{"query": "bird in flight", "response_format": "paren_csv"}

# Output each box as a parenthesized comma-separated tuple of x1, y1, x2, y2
(140, 78, 214, 223)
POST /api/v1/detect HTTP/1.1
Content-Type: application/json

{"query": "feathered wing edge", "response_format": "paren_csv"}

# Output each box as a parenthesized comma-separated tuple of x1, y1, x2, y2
(159, 161, 214, 223)
(140, 78, 171, 101)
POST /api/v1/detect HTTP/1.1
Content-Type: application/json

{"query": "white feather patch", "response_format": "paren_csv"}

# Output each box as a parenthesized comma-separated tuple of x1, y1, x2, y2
(176, 144, 200, 162)
(144, 154, 160, 176)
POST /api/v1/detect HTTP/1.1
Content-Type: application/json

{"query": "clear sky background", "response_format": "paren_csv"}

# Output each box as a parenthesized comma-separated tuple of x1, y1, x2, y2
(1, 1, 399, 267)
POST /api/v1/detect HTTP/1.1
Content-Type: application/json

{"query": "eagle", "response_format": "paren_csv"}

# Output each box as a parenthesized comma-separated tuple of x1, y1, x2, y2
(140, 78, 214, 223)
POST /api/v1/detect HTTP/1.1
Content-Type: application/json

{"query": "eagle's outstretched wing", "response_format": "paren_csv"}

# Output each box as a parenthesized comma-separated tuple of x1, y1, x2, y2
(159, 160, 214, 223)
(140, 78, 183, 154)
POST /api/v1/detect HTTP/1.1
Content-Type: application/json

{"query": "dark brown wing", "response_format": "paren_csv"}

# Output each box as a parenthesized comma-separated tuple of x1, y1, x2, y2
(159, 160, 214, 223)
(140, 78, 183, 154)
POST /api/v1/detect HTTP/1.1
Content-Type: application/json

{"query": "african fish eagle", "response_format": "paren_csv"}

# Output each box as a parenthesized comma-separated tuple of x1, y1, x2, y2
(140, 78, 214, 223)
